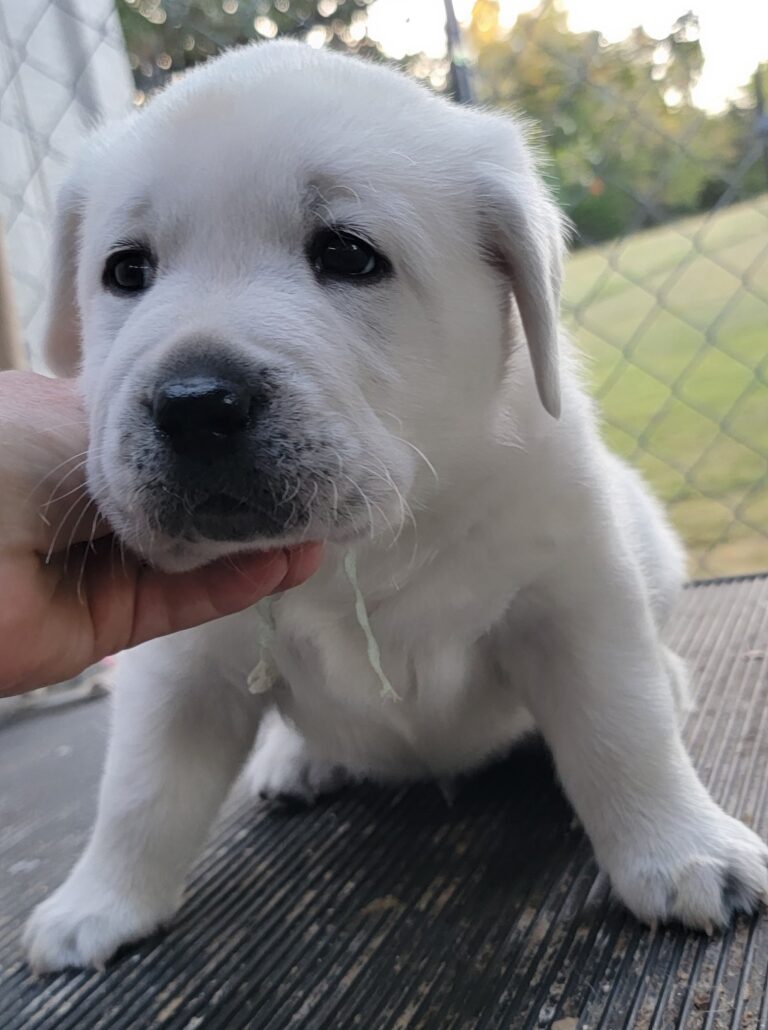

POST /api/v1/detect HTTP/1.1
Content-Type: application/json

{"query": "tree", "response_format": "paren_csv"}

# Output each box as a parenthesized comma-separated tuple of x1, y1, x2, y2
(716, 62, 768, 202)
(116, 0, 765, 242)
(117, 0, 378, 95)
(465, 2, 761, 243)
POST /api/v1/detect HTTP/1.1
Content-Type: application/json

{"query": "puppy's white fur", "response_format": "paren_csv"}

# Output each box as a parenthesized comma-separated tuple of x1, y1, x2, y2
(25, 42, 767, 972)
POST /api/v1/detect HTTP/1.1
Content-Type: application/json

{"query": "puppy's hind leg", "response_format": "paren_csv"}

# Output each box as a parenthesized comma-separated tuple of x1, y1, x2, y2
(245, 707, 346, 805)
(24, 632, 264, 972)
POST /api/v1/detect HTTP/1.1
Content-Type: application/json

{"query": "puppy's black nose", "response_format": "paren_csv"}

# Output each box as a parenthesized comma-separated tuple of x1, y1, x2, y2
(152, 376, 255, 452)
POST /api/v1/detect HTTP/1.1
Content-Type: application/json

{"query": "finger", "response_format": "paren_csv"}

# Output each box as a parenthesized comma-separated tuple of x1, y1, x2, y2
(274, 541, 325, 591)
(128, 549, 292, 647)
(127, 542, 324, 648)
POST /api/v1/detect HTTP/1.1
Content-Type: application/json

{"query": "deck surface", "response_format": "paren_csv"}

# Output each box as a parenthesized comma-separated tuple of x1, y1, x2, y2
(1, 576, 768, 1029)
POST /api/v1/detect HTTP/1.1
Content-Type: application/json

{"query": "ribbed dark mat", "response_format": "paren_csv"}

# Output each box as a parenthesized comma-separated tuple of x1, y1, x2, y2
(1, 575, 767, 1029)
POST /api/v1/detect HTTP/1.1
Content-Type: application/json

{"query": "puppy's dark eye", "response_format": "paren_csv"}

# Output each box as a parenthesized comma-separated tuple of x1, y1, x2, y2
(103, 248, 155, 294)
(309, 229, 389, 281)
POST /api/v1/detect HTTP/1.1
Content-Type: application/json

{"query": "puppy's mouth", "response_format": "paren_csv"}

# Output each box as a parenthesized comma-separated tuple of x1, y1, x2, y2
(158, 486, 300, 543)
(116, 485, 316, 572)
(186, 499, 277, 540)
(193, 492, 251, 516)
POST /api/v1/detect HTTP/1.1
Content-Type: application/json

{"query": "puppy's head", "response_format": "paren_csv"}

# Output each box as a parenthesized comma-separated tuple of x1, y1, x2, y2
(46, 41, 565, 570)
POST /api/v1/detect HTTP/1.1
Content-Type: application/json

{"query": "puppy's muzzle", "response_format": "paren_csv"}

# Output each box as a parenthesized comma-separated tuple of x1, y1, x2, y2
(139, 352, 306, 542)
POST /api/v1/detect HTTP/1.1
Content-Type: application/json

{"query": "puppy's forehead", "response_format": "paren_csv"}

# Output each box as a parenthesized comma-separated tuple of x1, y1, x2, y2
(102, 50, 473, 214)
(148, 81, 435, 197)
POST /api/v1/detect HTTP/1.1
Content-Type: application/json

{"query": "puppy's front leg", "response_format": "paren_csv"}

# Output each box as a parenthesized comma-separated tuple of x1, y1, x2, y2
(24, 632, 263, 972)
(523, 551, 768, 931)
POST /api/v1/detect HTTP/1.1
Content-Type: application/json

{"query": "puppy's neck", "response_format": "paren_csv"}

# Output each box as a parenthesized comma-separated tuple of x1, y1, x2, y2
(306, 427, 554, 609)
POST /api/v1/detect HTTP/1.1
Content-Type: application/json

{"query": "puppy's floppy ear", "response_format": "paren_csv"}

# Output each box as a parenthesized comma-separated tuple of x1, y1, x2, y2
(479, 166, 567, 419)
(43, 172, 87, 377)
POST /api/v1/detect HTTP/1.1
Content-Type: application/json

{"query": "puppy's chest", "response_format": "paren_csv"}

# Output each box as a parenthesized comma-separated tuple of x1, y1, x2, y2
(266, 579, 532, 775)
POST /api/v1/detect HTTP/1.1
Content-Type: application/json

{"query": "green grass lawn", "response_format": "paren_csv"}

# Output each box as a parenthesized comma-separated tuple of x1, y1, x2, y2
(562, 194, 768, 577)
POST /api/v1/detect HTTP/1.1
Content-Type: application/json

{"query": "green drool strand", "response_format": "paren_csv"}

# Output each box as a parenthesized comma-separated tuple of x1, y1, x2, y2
(247, 551, 401, 702)
(342, 550, 401, 702)
(246, 600, 277, 695)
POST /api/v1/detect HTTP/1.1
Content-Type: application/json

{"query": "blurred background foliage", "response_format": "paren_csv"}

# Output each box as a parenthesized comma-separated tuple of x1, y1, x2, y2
(117, 0, 768, 245)
(118, 0, 378, 93)
(467, 2, 768, 244)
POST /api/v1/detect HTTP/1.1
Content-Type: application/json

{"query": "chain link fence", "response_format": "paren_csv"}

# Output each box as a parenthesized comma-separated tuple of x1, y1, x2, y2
(2, 0, 766, 579)
(0, 0, 132, 353)
(467, 4, 768, 580)
(0, 0, 132, 715)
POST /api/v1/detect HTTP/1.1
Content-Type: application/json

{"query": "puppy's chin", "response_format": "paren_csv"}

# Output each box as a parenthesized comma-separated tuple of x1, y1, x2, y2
(141, 526, 351, 573)
(141, 533, 310, 573)
(148, 540, 245, 573)
(111, 499, 405, 573)
(103, 503, 311, 572)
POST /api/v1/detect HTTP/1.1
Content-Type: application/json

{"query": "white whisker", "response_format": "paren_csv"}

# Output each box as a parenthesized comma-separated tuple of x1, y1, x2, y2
(76, 508, 102, 603)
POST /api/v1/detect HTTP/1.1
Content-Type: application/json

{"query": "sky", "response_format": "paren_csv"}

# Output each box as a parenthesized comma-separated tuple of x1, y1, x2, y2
(366, 0, 768, 112)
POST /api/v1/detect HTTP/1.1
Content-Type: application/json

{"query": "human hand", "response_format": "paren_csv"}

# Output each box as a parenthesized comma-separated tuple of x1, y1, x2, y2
(0, 371, 323, 695)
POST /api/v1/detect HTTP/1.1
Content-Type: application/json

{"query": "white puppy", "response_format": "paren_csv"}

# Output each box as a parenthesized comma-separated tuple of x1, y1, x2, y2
(24, 41, 767, 972)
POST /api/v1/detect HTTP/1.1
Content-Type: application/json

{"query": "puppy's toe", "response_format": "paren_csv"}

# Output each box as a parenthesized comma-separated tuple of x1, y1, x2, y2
(610, 809, 768, 933)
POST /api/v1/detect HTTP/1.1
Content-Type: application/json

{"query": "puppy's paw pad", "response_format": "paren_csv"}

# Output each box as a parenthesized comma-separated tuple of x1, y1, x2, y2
(24, 882, 167, 973)
(612, 813, 768, 932)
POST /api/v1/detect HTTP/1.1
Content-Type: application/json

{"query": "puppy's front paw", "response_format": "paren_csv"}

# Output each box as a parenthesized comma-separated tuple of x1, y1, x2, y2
(609, 808, 768, 932)
(23, 876, 173, 973)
